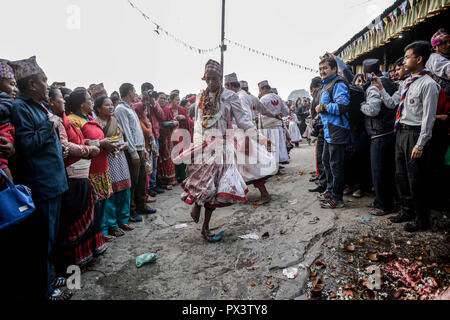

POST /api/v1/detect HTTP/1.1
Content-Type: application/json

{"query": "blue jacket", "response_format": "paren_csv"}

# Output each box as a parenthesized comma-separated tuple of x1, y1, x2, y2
(11, 93, 68, 201)
(319, 74, 351, 144)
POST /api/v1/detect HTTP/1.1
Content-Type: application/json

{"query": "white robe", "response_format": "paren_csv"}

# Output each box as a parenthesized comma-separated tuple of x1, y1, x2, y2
(288, 113, 302, 143)
(259, 93, 290, 163)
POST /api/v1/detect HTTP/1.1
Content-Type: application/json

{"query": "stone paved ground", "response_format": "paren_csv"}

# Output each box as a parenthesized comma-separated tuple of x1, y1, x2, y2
(72, 143, 449, 300)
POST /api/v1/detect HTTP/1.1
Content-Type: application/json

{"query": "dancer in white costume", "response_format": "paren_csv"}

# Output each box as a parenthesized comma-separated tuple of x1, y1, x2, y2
(224, 72, 278, 205)
(258, 80, 290, 164)
(174, 60, 276, 240)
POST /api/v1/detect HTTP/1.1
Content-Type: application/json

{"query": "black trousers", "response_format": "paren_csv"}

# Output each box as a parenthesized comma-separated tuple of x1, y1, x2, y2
(323, 141, 347, 201)
(395, 126, 431, 222)
(315, 133, 327, 187)
(371, 133, 395, 211)
(429, 120, 450, 210)
(126, 150, 147, 213)
(344, 130, 371, 191)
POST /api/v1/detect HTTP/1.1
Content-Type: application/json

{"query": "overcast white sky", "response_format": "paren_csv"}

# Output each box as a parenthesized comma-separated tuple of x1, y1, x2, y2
(1, 0, 394, 99)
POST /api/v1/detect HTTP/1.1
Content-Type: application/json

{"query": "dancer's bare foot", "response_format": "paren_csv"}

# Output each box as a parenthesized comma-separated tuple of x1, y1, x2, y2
(201, 228, 215, 240)
(190, 205, 201, 223)
(256, 185, 271, 205)
(256, 195, 271, 205)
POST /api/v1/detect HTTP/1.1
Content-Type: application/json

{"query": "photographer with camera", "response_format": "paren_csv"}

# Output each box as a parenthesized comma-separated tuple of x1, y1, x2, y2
(360, 59, 398, 216)
(140, 83, 167, 197)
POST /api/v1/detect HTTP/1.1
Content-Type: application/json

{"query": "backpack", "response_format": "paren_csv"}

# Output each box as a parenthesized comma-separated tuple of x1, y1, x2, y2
(323, 75, 365, 131)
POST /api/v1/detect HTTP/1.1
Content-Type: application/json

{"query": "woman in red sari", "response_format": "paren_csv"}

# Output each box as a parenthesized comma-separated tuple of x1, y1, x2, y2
(157, 93, 193, 188)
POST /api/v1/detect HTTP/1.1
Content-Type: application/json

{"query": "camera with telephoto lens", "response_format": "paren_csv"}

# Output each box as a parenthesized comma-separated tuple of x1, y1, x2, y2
(311, 118, 323, 137)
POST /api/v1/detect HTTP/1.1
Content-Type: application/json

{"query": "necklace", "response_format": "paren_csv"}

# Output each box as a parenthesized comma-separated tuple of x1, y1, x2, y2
(199, 88, 223, 128)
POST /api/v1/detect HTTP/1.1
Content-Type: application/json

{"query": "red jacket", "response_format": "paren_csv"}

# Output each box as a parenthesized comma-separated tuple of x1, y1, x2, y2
(146, 101, 165, 140)
(81, 116, 108, 174)
(0, 122, 14, 170)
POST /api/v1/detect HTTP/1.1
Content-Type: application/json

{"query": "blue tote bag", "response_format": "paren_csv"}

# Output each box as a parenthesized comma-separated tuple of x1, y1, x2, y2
(0, 169, 35, 230)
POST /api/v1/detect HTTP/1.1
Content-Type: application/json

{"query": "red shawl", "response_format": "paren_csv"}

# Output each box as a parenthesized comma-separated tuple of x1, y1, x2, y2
(80, 116, 108, 174)
(63, 113, 86, 167)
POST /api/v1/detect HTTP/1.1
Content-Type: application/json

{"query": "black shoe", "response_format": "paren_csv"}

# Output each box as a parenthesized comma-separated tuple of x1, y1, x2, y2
(404, 219, 430, 232)
(309, 185, 326, 193)
(129, 211, 143, 222)
(390, 210, 413, 224)
(148, 189, 157, 197)
(139, 207, 157, 215)
(154, 187, 165, 194)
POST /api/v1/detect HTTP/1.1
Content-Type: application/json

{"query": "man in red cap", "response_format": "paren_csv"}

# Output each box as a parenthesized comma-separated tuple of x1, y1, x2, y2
(427, 28, 450, 94)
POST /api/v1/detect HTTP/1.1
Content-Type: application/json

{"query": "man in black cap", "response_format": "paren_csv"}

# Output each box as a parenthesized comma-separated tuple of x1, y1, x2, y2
(360, 58, 398, 216)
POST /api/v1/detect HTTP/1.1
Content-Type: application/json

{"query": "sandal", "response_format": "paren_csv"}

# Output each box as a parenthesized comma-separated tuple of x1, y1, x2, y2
(112, 228, 125, 237)
(104, 234, 116, 242)
(51, 277, 67, 289)
(48, 288, 72, 301)
(119, 224, 135, 231)
(369, 208, 390, 216)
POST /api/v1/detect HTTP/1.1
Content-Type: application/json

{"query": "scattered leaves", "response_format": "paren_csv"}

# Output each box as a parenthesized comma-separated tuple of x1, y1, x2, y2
(250, 282, 256, 287)
(367, 252, 379, 262)
(343, 244, 356, 252)
(310, 284, 323, 298)
(360, 289, 375, 300)
(330, 272, 336, 278)
(391, 288, 403, 299)
(311, 275, 324, 287)
(331, 264, 337, 269)
(387, 220, 392, 225)
(445, 264, 450, 274)
(246, 265, 260, 271)
(309, 269, 318, 277)
(315, 259, 327, 268)
(343, 290, 354, 299)
(262, 232, 270, 238)
(362, 233, 370, 238)
(348, 257, 354, 264)
(322, 242, 328, 247)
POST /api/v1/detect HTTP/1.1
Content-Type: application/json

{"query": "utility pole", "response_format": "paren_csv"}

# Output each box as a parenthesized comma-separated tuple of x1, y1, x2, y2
(220, 0, 226, 72)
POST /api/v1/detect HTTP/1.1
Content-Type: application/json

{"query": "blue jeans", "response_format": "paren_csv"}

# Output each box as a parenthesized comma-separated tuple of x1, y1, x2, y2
(102, 189, 131, 235)
(149, 139, 159, 190)
(322, 142, 346, 201)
